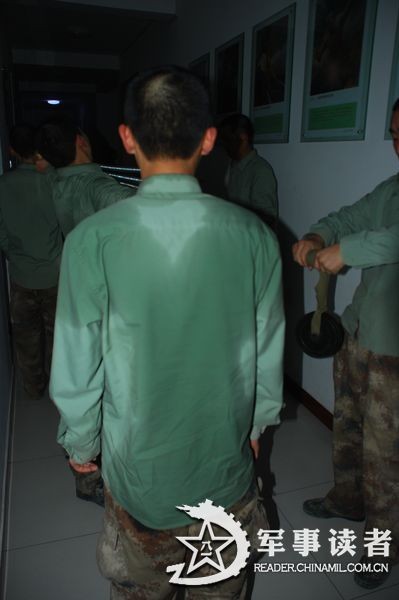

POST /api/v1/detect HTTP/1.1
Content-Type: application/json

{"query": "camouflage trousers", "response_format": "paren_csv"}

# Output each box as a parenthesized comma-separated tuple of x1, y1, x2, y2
(325, 334, 399, 563)
(10, 281, 57, 398)
(97, 481, 268, 599)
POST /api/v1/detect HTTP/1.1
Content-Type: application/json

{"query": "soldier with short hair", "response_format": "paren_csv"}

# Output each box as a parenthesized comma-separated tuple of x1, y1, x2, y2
(36, 117, 133, 237)
(292, 98, 399, 590)
(0, 124, 62, 399)
(218, 113, 278, 229)
(50, 66, 285, 599)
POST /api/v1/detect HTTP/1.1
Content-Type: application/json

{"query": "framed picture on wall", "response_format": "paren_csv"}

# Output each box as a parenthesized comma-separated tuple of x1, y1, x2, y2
(301, 0, 378, 142)
(385, 17, 399, 139)
(189, 53, 210, 89)
(250, 4, 296, 143)
(214, 33, 244, 117)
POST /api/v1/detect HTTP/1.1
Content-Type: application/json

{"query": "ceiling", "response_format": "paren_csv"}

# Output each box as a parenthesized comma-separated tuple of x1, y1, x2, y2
(1, 0, 175, 56)
(0, 0, 176, 92)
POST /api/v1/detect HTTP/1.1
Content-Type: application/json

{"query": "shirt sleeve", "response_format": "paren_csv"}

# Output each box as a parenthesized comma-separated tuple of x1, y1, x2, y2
(92, 175, 135, 212)
(309, 192, 373, 246)
(251, 227, 285, 439)
(309, 179, 399, 268)
(340, 224, 399, 268)
(50, 233, 105, 463)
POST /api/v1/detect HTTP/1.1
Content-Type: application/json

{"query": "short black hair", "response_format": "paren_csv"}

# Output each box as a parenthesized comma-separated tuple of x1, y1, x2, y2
(218, 113, 254, 145)
(9, 124, 36, 159)
(393, 98, 399, 112)
(123, 65, 212, 159)
(36, 118, 80, 167)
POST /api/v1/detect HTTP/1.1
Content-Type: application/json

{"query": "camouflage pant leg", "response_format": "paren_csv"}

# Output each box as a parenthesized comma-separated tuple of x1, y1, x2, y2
(363, 351, 399, 563)
(325, 334, 366, 518)
(97, 482, 267, 600)
(326, 334, 399, 562)
(10, 282, 57, 396)
(185, 483, 268, 600)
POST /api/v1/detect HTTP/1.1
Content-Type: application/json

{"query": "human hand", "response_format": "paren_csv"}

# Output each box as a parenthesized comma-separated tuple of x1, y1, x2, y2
(292, 235, 324, 267)
(314, 244, 344, 274)
(250, 439, 260, 460)
(69, 459, 99, 473)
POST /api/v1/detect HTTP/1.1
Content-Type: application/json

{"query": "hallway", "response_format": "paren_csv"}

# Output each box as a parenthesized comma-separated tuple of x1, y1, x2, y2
(4, 379, 399, 600)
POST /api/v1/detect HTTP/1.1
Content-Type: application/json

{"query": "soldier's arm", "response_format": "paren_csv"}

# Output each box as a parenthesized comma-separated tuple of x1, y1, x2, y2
(92, 175, 135, 212)
(251, 227, 285, 441)
(50, 232, 104, 464)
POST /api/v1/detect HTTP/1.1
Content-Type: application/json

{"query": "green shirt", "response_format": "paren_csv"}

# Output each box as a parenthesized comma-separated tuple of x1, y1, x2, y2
(227, 149, 278, 221)
(310, 174, 399, 357)
(50, 174, 285, 529)
(0, 164, 62, 288)
(54, 163, 134, 236)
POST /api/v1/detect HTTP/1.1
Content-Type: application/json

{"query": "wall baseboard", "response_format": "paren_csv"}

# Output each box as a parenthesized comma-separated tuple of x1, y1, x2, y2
(284, 375, 333, 430)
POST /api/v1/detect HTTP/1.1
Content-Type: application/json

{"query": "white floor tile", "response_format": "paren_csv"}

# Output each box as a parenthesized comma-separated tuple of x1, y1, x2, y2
(12, 397, 63, 462)
(257, 397, 334, 498)
(252, 508, 342, 600)
(273, 402, 334, 494)
(274, 484, 399, 599)
(6, 533, 109, 600)
(7, 455, 104, 550)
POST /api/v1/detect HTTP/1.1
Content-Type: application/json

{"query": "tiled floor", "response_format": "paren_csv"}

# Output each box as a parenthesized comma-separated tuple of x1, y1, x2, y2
(4, 379, 399, 600)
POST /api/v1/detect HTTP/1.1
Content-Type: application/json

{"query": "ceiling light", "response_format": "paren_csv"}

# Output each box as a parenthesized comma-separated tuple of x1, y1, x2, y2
(47, 99, 61, 105)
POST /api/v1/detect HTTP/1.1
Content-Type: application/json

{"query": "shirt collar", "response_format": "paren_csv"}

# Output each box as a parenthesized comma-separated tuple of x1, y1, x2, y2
(57, 163, 102, 177)
(137, 174, 202, 196)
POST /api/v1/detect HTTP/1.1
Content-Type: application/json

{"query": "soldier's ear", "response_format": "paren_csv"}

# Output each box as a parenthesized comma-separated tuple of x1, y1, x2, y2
(200, 127, 217, 157)
(119, 124, 136, 155)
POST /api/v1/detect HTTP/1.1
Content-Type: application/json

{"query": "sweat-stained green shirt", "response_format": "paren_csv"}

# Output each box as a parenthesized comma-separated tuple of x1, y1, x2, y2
(54, 163, 134, 236)
(50, 174, 285, 529)
(0, 164, 62, 288)
(226, 149, 278, 222)
(309, 174, 399, 357)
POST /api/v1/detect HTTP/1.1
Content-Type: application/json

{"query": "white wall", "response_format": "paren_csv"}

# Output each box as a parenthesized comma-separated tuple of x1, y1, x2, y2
(122, 0, 399, 411)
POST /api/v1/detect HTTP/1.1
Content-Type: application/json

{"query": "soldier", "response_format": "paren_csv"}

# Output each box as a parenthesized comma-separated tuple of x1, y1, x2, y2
(0, 124, 62, 399)
(36, 118, 134, 237)
(292, 99, 399, 589)
(50, 66, 285, 598)
(218, 113, 278, 229)
(36, 118, 135, 507)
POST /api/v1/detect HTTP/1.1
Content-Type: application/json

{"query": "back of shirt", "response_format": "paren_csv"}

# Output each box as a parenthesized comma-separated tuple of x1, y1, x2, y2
(0, 164, 62, 289)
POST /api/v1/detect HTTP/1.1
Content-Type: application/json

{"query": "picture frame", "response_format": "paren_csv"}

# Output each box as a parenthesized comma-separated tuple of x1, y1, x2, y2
(301, 0, 378, 142)
(214, 33, 244, 118)
(250, 4, 296, 143)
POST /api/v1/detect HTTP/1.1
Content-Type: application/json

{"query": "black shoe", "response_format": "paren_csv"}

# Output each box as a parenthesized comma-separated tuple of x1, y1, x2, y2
(76, 486, 104, 507)
(354, 556, 391, 589)
(303, 498, 365, 521)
